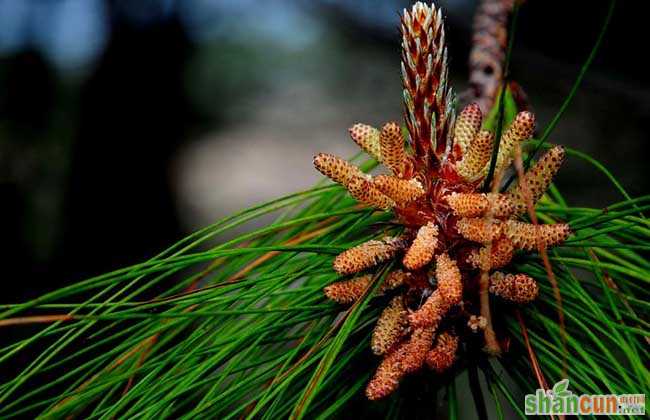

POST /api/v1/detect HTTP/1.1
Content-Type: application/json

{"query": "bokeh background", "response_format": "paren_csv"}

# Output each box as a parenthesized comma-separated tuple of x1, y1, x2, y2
(1, 0, 648, 306)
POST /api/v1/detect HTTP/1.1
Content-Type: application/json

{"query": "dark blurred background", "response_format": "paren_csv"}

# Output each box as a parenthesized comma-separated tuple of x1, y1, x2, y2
(1, 0, 648, 304)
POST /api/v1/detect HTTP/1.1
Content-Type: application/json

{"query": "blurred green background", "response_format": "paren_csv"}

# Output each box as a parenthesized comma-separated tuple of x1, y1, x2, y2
(0, 0, 647, 305)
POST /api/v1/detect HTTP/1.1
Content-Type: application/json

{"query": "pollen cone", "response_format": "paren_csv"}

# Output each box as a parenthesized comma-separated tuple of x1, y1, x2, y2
(467, 237, 514, 270)
(371, 296, 409, 355)
(425, 332, 459, 373)
(508, 145, 566, 214)
(505, 221, 571, 251)
(380, 270, 411, 293)
(313, 153, 366, 186)
(453, 103, 482, 156)
(403, 222, 438, 270)
(324, 275, 372, 304)
(365, 350, 404, 400)
(446, 192, 514, 218)
(347, 177, 396, 210)
(333, 237, 407, 275)
(456, 129, 494, 181)
(435, 253, 463, 305)
(409, 290, 445, 329)
(379, 122, 408, 177)
(489, 272, 539, 303)
(476, 111, 535, 177)
(349, 123, 382, 162)
(456, 217, 504, 244)
(373, 175, 425, 205)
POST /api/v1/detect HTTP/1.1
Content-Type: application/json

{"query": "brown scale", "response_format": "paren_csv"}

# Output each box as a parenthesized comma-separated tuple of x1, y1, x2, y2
(396, 168, 476, 230)
(402, 269, 435, 311)
(400, 3, 454, 164)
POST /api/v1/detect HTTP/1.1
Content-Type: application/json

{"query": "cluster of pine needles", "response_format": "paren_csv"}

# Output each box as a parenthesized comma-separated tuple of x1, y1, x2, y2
(0, 0, 647, 418)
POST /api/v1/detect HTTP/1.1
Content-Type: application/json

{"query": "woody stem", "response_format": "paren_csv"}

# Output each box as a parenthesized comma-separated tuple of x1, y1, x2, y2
(479, 270, 500, 355)
(479, 173, 503, 355)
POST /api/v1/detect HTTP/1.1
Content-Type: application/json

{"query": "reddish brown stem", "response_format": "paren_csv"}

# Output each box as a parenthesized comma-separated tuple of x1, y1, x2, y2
(513, 142, 567, 377)
(516, 310, 563, 420)
(478, 172, 504, 355)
